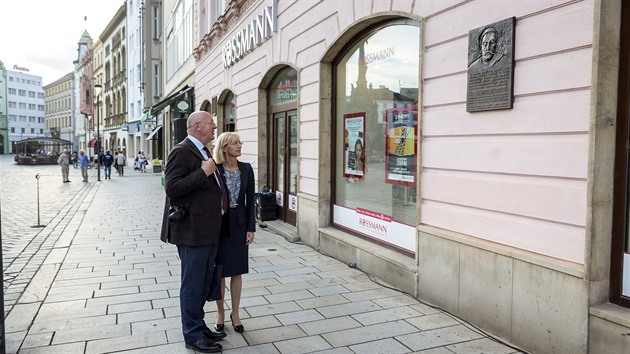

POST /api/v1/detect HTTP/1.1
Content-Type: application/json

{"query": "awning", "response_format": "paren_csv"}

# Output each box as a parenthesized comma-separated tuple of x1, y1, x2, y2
(146, 125, 163, 140)
(87, 138, 98, 147)
(141, 84, 193, 123)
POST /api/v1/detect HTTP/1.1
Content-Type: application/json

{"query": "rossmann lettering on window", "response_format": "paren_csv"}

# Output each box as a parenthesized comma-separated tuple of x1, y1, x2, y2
(358, 218, 388, 235)
(222, 1, 277, 69)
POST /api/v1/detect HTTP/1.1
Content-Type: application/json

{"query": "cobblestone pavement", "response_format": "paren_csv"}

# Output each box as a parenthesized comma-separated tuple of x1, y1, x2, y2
(1, 155, 100, 318)
(1, 154, 525, 353)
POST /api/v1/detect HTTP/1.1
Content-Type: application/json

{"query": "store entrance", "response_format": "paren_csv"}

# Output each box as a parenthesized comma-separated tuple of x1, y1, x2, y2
(272, 110, 297, 226)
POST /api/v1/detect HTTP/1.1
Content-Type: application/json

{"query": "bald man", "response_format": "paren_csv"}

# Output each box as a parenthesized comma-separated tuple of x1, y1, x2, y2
(160, 111, 227, 353)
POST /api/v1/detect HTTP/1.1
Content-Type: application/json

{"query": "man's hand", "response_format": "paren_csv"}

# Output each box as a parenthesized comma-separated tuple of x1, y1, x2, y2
(201, 158, 216, 176)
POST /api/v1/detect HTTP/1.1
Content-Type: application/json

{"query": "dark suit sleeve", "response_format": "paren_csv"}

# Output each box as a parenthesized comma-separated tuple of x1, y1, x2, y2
(164, 143, 212, 201)
(244, 162, 256, 232)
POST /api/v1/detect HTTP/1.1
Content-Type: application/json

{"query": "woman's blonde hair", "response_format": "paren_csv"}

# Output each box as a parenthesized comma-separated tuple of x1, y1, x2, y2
(212, 131, 241, 164)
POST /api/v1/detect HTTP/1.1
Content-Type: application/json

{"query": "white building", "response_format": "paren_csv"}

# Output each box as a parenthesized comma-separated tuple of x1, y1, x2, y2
(126, 0, 148, 158)
(6, 68, 45, 151)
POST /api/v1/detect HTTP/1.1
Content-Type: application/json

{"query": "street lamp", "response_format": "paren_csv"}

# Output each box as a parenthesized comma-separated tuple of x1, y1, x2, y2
(94, 84, 102, 181)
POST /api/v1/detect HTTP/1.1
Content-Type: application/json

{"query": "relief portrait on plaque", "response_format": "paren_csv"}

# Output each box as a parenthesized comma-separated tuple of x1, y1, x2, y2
(466, 17, 515, 112)
(468, 26, 508, 71)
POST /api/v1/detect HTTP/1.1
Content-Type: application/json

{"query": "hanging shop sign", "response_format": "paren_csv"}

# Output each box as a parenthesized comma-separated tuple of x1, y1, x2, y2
(221, 1, 277, 68)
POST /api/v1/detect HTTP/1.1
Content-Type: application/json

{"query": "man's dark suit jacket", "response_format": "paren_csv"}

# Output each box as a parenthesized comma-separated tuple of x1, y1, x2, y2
(217, 161, 256, 233)
(160, 138, 223, 246)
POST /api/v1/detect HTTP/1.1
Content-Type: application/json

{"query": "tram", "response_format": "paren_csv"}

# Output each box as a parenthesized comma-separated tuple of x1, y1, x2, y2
(13, 137, 73, 165)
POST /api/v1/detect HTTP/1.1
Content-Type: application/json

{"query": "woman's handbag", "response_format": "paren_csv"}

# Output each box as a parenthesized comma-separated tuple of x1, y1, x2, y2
(207, 264, 222, 301)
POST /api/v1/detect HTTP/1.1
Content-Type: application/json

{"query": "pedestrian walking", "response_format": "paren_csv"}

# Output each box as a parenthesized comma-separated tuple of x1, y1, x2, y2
(160, 111, 227, 353)
(136, 151, 147, 173)
(79, 150, 90, 182)
(212, 132, 255, 334)
(57, 149, 71, 183)
(71, 151, 78, 169)
(102, 150, 114, 179)
(116, 151, 126, 176)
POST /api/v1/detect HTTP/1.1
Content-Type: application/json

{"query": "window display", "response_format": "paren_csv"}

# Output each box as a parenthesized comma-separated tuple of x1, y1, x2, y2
(334, 22, 420, 253)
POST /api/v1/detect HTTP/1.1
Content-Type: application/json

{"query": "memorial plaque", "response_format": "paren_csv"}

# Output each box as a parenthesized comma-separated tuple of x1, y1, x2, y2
(466, 17, 515, 112)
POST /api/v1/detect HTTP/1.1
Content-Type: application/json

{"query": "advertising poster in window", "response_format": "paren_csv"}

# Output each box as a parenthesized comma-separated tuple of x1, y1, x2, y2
(343, 112, 366, 179)
(385, 108, 417, 186)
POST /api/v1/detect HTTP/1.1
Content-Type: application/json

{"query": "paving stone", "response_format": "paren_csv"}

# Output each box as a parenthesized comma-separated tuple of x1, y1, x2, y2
(297, 316, 363, 336)
(308, 284, 350, 297)
(275, 309, 325, 325)
(264, 289, 314, 303)
(396, 325, 485, 352)
(241, 324, 306, 346)
(5, 303, 42, 332)
(246, 301, 303, 317)
(28, 315, 117, 334)
(296, 294, 350, 310)
(274, 335, 332, 353)
(235, 315, 283, 331)
(446, 337, 516, 354)
(118, 309, 165, 323)
(131, 316, 181, 334)
(85, 331, 167, 354)
(349, 337, 412, 354)
(19, 332, 53, 349)
(322, 320, 418, 347)
(53, 323, 131, 344)
(317, 300, 382, 318)
(406, 312, 461, 331)
(85, 290, 169, 307)
(351, 306, 423, 326)
(18, 342, 87, 354)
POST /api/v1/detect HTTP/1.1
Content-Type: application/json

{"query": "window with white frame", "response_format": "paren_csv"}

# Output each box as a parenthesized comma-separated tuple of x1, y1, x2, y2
(165, 0, 193, 79)
(153, 64, 160, 98)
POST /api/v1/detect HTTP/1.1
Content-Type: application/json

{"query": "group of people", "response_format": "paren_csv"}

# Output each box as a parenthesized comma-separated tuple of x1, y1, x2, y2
(57, 149, 129, 182)
(135, 151, 148, 172)
(160, 111, 255, 353)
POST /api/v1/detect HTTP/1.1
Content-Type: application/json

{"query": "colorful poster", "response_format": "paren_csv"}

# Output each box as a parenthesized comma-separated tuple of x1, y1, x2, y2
(343, 112, 366, 179)
(385, 108, 417, 186)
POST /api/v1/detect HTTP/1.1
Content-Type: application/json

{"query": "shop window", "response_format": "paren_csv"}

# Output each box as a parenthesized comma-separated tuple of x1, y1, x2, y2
(611, 0, 630, 308)
(223, 91, 236, 132)
(334, 21, 419, 254)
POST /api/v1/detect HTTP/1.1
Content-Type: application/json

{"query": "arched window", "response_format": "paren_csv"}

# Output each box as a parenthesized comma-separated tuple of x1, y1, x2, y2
(333, 20, 419, 253)
(223, 91, 235, 132)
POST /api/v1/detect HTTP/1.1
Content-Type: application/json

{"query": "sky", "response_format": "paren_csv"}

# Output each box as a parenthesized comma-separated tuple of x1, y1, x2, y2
(1, 0, 125, 86)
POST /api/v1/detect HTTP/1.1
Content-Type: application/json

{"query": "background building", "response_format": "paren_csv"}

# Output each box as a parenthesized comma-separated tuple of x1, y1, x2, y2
(100, 5, 127, 156)
(0, 60, 8, 154)
(43, 72, 75, 148)
(6, 68, 45, 152)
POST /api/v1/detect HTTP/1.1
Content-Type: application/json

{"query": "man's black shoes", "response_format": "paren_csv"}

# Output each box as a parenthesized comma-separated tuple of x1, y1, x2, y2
(203, 327, 227, 341)
(185, 337, 222, 353)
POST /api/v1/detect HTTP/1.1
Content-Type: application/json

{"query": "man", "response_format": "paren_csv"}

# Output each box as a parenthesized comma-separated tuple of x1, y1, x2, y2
(57, 149, 71, 183)
(102, 150, 114, 179)
(468, 26, 506, 71)
(79, 150, 90, 182)
(116, 151, 126, 176)
(160, 111, 227, 353)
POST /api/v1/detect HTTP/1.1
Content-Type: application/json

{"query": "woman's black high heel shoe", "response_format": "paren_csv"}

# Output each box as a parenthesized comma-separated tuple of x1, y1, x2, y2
(230, 313, 244, 333)
(214, 323, 224, 332)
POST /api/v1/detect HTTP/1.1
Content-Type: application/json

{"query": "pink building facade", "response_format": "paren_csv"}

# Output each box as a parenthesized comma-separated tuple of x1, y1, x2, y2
(193, 1, 630, 352)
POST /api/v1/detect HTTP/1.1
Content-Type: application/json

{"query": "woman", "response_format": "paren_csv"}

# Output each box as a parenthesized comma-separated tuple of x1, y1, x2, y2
(213, 132, 255, 333)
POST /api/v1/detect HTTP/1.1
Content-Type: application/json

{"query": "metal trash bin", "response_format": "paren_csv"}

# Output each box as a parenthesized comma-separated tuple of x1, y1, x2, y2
(255, 186, 276, 221)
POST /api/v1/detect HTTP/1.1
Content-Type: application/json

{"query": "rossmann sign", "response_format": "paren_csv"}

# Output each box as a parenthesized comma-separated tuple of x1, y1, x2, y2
(221, 1, 277, 68)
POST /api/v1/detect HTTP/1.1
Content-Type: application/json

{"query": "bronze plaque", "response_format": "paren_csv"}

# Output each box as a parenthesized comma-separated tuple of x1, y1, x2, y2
(466, 17, 515, 112)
